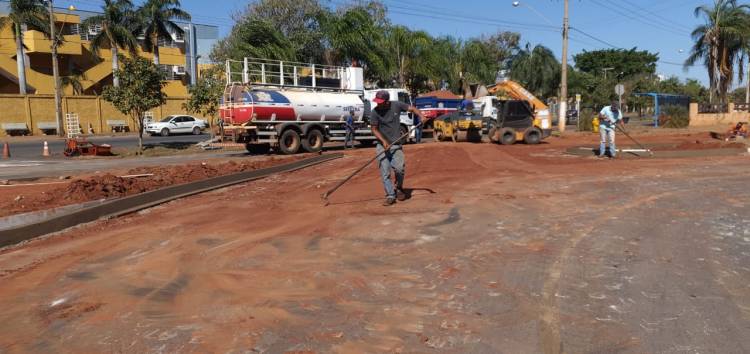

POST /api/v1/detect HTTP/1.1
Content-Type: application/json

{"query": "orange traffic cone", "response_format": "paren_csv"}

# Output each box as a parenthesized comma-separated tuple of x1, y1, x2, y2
(42, 141, 50, 157)
(2, 142, 9, 159)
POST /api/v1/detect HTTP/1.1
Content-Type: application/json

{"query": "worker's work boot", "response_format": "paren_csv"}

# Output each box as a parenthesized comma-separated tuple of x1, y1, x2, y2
(383, 197, 396, 206)
(396, 189, 407, 201)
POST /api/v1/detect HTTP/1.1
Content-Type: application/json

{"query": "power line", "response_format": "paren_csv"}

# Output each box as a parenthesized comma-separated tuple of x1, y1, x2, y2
(590, 0, 688, 37)
(617, 0, 693, 33)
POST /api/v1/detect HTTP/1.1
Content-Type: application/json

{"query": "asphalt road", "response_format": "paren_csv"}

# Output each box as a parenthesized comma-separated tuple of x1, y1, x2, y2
(2, 133, 210, 160)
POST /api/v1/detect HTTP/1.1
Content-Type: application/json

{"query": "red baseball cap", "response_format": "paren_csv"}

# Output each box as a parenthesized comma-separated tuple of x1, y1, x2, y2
(373, 90, 390, 104)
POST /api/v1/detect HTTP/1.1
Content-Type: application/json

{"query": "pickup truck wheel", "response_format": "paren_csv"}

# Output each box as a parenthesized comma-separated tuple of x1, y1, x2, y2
(192, 126, 201, 135)
(278, 129, 301, 154)
(499, 128, 516, 145)
(160, 128, 170, 137)
(301, 129, 324, 153)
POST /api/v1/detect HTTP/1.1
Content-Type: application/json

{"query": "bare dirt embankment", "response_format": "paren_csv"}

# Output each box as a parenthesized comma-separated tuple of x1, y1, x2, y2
(0, 156, 303, 218)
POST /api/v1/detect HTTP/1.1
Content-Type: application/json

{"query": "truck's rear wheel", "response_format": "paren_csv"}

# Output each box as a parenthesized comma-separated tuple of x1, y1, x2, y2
(499, 128, 516, 145)
(524, 128, 542, 145)
(278, 129, 301, 154)
(302, 129, 324, 153)
(246, 143, 270, 155)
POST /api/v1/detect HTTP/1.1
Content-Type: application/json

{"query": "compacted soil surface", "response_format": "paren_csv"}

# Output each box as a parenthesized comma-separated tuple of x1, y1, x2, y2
(1, 130, 749, 353)
(0, 155, 303, 218)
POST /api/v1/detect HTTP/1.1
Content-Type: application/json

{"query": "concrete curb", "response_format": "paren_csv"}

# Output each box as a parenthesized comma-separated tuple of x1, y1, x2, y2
(0, 153, 342, 248)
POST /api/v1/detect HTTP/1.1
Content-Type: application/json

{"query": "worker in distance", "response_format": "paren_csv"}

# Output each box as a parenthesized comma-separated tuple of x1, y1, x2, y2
(598, 100, 625, 158)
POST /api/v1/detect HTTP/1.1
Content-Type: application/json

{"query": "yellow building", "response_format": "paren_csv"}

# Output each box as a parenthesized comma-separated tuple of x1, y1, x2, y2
(0, 4, 219, 96)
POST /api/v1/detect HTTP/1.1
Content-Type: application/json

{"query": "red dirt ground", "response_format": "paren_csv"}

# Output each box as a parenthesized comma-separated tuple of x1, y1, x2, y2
(0, 156, 304, 218)
(0, 129, 748, 352)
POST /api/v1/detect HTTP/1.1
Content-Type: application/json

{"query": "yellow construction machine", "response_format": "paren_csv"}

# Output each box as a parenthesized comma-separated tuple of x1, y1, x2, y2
(486, 79, 552, 144)
(432, 106, 484, 142)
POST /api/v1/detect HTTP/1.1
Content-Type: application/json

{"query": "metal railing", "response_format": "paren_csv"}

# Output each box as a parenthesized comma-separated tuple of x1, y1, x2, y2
(698, 103, 728, 114)
(225, 58, 351, 91)
(733, 103, 750, 112)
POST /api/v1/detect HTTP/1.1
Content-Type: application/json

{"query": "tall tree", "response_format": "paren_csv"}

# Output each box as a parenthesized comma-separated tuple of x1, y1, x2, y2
(510, 43, 561, 99)
(102, 56, 166, 153)
(0, 0, 49, 94)
(237, 0, 325, 62)
(210, 19, 296, 63)
(183, 66, 224, 136)
(685, 0, 750, 103)
(83, 0, 139, 87)
(388, 26, 430, 87)
(319, 6, 389, 82)
(137, 0, 191, 66)
(574, 48, 659, 79)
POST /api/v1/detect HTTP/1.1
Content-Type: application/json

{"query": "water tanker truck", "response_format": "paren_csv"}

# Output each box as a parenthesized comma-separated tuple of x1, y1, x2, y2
(219, 58, 378, 154)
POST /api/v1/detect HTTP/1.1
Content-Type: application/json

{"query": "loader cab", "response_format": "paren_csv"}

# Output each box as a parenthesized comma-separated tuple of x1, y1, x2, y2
(496, 100, 535, 129)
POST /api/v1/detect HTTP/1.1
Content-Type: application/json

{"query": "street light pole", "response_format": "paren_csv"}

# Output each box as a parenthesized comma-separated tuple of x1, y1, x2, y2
(48, 0, 64, 138)
(558, 0, 569, 133)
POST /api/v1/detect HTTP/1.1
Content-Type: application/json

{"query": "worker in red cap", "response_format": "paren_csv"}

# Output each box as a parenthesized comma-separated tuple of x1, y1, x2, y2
(370, 90, 427, 206)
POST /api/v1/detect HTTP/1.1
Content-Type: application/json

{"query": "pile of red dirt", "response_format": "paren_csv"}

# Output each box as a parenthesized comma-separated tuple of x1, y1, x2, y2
(0, 156, 303, 218)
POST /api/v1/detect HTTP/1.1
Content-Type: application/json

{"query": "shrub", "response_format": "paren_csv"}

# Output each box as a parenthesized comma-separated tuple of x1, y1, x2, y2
(578, 108, 595, 131)
(659, 105, 689, 128)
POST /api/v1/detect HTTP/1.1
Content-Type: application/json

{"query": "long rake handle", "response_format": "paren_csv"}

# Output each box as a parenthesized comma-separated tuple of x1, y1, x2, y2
(615, 124, 653, 156)
(322, 120, 426, 203)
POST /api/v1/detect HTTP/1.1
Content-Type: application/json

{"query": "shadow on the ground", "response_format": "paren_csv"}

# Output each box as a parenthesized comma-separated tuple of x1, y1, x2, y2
(327, 187, 436, 206)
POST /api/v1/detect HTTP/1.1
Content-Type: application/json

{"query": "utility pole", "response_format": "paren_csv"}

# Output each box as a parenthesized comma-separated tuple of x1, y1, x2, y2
(49, 0, 64, 137)
(602, 67, 614, 79)
(558, 0, 569, 133)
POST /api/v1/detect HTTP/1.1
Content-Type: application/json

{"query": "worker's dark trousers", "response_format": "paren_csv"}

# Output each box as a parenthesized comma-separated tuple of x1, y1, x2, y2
(376, 144, 405, 198)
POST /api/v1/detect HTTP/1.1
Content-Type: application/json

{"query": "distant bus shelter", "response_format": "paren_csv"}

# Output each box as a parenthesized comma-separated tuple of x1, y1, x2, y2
(633, 93, 690, 127)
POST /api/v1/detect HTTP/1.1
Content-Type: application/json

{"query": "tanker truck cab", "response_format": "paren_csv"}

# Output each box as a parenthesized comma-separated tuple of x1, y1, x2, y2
(219, 58, 376, 154)
(364, 89, 415, 142)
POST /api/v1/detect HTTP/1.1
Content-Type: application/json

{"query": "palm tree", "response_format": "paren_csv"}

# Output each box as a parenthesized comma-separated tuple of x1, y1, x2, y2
(0, 0, 49, 94)
(388, 26, 430, 87)
(82, 0, 139, 87)
(137, 0, 191, 66)
(685, 0, 750, 103)
(61, 66, 86, 95)
(509, 43, 561, 99)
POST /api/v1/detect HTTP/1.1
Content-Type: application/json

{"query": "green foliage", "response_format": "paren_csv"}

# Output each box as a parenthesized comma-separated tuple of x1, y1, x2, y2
(578, 108, 596, 132)
(660, 105, 690, 128)
(510, 43, 560, 99)
(730, 86, 748, 103)
(686, 0, 750, 103)
(238, 0, 326, 62)
(319, 6, 389, 81)
(136, 0, 191, 65)
(102, 56, 166, 152)
(183, 66, 224, 127)
(211, 19, 297, 62)
(83, 0, 139, 57)
(574, 48, 658, 79)
(212, 0, 522, 95)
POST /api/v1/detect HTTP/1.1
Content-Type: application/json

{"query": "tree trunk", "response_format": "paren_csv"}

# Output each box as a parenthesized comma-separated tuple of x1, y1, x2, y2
(152, 34, 160, 66)
(746, 61, 749, 104)
(135, 112, 144, 155)
(112, 46, 120, 87)
(15, 24, 27, 95)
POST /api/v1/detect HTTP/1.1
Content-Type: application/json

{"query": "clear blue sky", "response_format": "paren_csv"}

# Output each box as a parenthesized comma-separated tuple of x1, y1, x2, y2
(66, 0, 712, 85)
